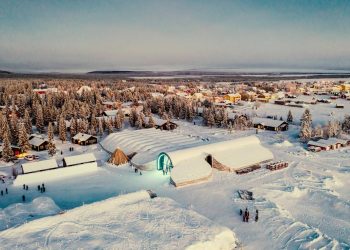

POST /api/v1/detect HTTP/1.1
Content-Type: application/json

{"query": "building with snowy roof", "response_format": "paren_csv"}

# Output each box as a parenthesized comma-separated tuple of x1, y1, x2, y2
(253, 117, 289, 131)
(72, 133, 97, 146)
(14, 153, 99, 186)
(101, 130, 273, 187)
(158, 136, 273, 186)
(307, 137, 349, 151)
(29, 135, 49, 151)
(63, 153, 97, 167)
(21, 159, 58, 174)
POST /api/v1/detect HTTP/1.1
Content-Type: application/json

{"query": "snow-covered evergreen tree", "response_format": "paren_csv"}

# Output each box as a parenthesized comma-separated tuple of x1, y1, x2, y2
(299, 109, 312, 142)
(2, 124, 13, 161)
(24, 109, 32, 134)
(58, 115, 67, 142)
(47, 122, 56, 156)
(36, 104, 44, 133)
(341, 115, 350, 134)
(207, 112, 215, 128)
(18, 122, 31, 153)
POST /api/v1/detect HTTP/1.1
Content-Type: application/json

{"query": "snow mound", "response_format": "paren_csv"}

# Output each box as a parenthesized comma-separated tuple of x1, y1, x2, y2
(0, 191, 237, 250)
(274, 140, 293, 147)
(0, 197, 60, 230)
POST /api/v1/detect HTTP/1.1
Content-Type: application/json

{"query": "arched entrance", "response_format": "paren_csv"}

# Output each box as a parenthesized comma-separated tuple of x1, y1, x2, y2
(157, 153, 173, 172)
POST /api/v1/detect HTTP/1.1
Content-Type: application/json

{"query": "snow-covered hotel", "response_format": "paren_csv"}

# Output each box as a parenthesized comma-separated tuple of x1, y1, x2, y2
(101, 129, 273, 186)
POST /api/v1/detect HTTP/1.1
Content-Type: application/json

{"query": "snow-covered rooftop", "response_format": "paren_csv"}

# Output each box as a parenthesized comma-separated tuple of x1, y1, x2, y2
(63, 153, 96, 166)
(72, 132, 95, 142)
(21, 159, 58, 174)
(100, 129, 204, 169)
(29, 137, 48, 147)
(252, 117, 287, 128)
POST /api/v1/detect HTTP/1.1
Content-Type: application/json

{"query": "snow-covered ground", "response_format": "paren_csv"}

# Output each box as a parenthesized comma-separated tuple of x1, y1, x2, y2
(0, 191, 237, 250)
(0, 114, 349, 249)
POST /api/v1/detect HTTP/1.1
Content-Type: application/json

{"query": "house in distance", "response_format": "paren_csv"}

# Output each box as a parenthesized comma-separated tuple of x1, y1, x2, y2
(72, 133, 97, 146)
(253, 117, 289, 132)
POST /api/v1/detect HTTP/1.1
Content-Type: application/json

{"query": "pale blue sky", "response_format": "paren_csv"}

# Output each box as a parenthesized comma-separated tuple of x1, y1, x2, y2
(0, 0, 350, 72)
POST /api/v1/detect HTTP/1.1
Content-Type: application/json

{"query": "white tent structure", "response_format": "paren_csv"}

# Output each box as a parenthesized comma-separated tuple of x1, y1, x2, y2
(100, 129, 204, 170)
(157, 136, 273, 187)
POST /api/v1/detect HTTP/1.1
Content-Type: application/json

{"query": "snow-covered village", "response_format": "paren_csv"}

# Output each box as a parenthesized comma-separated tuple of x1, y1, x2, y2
(1, 1, 350, 249)
(0, 76, 349, 249)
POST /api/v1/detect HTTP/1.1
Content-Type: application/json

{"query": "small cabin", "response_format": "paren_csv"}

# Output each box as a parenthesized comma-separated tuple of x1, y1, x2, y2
(253, 118, 289, 131)
(72, 133, 97, 146)
(29, 136, 49, 151)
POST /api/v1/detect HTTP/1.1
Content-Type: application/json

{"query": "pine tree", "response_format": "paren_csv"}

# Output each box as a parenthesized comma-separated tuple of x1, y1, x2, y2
(10, 112, 19, 145)
(70, 117, 78, 137)
(222, 111, 228, 128)
(207, 112, 215, 128)
(342, 115, 350, 134)
(107, 118, 113, 134)
(58, 115, 67, 142)
(24, 109, 32, 134)
(47, 123, 56, 156)
(287, 110, 293, 123)
(98, 118, 104, 136)
(2, 124, 13, 161)
(18, 122, 31, 153)
(36, 104, 44, 133)
(299, 109, 312, 142)
(148, 116, 155, 128)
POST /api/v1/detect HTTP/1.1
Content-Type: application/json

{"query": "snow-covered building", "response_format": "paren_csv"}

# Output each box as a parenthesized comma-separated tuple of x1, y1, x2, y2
(29, 136, 49, 151)
(14, 154, 99, 186)
(253, 117, 289, 131)
(101, 131, 273, 187)
(62, 153, 97, 167)
(144, 117, 178, 130)
(21, 159, 58, 174)
(72, 133, 97, 146)
(100, 129, 205, 170)
(158, 136, 273, 186)
(307, 138, 349, 151)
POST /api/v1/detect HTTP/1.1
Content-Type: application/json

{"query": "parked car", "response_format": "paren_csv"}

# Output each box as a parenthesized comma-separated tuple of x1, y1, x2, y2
(33, 155, 40, 160)
(24, 155, 34, 161)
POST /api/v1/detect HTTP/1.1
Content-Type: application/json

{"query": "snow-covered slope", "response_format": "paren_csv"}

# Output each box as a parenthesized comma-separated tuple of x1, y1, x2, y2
(0, 191, 237, 250)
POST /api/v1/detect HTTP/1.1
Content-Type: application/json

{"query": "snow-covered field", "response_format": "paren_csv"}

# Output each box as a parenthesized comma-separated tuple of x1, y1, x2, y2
(0, 191, 237, 250)
(0, 109, 350, 249)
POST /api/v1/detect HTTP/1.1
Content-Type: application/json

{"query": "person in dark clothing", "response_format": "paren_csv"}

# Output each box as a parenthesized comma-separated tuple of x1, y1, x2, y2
(247, 211, 250, 222)
(135, 168, 138, 173)
(22, 195, 25, 202)
(26, 185, 28, 190)
(5, 188, 8, 194)
(1, 190, 3, 196)
(42, 183, 45, 188)
(38, 185, 41, 191)
(239, 209, 243, 216)
(23, 184, 25, 190)
(255, 213, 258, 222)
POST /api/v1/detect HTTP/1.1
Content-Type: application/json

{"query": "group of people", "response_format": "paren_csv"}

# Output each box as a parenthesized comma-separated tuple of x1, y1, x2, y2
(68, 147, 75, 152)
(134, 168, 142, 175)
(21, 183, 46, 202)
(0, 188, 8, 196)
(240, 208, 259, 222)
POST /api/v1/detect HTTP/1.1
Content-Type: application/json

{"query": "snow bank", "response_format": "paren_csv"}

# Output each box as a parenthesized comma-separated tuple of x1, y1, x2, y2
(273, 140, 293, 147)
(0, 191, 237, 250)
(0, 197, 60, 230)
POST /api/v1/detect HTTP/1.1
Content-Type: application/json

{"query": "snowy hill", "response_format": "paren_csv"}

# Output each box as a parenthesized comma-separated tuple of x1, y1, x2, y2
(0, 191, 237, 250)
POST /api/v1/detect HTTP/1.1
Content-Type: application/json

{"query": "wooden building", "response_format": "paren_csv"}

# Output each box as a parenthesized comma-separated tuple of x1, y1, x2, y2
(253, 118, 289, 131)
(72, 133, 97, 146)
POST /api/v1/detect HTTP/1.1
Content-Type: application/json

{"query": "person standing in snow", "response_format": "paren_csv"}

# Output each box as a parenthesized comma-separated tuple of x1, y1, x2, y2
(239, 209, 243, 216)
(5, 188, 8, 194)
(22, 195, 25, 202)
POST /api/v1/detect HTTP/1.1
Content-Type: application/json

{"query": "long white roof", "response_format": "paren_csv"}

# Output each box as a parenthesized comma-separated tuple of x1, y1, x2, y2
(100, 129, 205, 168)
(63, 153, 96, 166)
(167, 136, 273, 171)
(21, 159, 58, 174)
